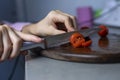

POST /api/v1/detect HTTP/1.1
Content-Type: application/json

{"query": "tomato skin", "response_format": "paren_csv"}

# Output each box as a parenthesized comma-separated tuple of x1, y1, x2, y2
(70, 33, 84, 43)
(98, 25, 108, 37)
(70, 33, 85, 48)
(82, 40, 92, 47)
(70, 32, 92, 48)
(72, 39, 85, 48)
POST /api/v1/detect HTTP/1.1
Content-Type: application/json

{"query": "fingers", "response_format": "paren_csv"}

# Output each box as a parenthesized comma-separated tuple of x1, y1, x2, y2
(14, 29, 43, 43)
(0, 31, 3, 55)
(48, 10, 77, 32)
(56, 10, 77, 30)
(0, 25, 23, 61)
(1, 27, 13, 61)
(0, 24, 43, 62)
(43, 25, 66, 35)
(49, 26, 66, 35)
(0, 25, 22, 61)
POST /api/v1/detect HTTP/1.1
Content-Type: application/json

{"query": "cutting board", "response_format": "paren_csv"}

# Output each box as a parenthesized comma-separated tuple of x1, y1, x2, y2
(37, 34, 120, 63)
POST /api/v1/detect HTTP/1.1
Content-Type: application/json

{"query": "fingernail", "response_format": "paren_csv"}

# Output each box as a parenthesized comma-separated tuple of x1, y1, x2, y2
(71, 28, 75, 31)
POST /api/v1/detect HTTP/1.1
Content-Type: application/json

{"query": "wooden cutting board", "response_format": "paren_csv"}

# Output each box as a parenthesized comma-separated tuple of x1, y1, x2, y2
(39, 34, 120, 63)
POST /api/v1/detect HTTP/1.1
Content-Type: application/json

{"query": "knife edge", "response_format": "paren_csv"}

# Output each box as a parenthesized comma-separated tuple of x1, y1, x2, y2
(44, 27, 101, 48)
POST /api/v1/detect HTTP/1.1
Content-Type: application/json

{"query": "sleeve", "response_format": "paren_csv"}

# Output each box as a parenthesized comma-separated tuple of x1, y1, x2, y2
(3, 21, 31, 31)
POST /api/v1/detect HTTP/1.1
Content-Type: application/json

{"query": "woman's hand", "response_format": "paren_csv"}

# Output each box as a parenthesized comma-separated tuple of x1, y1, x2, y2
(22, 10, 77, 36)
(0, 25, 42, 61)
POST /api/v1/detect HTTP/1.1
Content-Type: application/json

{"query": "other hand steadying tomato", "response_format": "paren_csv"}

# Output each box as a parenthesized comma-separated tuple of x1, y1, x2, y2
(70, 32, 92, 48)
(98, 25, 108, 37)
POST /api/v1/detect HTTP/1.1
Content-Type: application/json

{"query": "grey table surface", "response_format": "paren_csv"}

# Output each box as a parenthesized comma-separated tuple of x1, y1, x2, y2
(25, 55, 120, 80)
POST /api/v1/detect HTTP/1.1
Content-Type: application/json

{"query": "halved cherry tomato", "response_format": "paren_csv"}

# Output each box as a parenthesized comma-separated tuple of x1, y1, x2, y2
(70, 32, 92, 48)
(70, 32, 85, 48)
(82, 40, 92, 47)
(80, 27, 92, 47)
(98, 25, 108, 37)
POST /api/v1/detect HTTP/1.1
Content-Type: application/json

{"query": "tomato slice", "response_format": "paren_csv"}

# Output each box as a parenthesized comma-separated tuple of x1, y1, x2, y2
(98, 25, 108, 37)
(82, 40, 92, 47)
(70, 32, 85, 48)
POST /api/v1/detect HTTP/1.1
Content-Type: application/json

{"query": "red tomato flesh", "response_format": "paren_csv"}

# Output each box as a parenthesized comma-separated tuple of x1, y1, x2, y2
(70, 32, 92, 48)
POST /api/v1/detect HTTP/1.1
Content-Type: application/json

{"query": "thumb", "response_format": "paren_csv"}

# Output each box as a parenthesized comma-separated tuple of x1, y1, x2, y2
(14, 30, 43, 43)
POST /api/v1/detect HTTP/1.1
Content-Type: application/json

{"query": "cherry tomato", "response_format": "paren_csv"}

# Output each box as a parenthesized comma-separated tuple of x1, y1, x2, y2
(98, 25, 108, 37)
(70, 32, 85, 48)
(80, 27, 92, 47)
(82, 40, 92, 47)
(70, 32, 92, 48)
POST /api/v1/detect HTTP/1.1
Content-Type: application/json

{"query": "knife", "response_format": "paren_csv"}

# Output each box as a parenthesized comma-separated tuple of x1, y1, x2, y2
(21, 27, 101, 51)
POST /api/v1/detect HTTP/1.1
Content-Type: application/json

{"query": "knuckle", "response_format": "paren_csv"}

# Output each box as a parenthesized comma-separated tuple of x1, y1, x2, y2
(0, 26, 6, 31)
(14, 38, 23, 45)
(50, 10, 56, 14)
(64, 16, 71, 21)
(48, 10, 57, 17)
(3, 24, 8, 27)
(71, 16, 76, 20)
(0, 24, 12, 30)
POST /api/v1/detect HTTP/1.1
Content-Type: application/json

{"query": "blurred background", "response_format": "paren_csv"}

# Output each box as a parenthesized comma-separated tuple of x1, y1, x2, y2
(1, 0, 120, 34)
(0, 0, 108, 22)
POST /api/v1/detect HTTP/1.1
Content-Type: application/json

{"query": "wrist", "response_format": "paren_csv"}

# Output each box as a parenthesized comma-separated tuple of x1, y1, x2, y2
(21, 23, 35, 34)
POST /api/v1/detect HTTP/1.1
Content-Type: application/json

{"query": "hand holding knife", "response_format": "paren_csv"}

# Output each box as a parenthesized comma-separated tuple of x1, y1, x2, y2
(21, 27, 101, 51)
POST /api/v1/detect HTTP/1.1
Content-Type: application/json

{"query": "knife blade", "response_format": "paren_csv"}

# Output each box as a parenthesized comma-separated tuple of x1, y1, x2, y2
(21, 27, 101, 51)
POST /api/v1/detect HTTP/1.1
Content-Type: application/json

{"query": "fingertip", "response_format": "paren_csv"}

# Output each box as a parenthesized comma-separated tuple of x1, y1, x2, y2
(31, 36, 44, 43)
(22, 34, 43, 43)
(67, 27, 75, 32)
(70, 27, 75, 31)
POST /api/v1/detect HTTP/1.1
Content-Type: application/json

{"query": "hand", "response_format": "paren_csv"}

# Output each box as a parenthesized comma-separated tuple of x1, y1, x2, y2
(22, 10, 77, 36)
(0, 25, 42, 61)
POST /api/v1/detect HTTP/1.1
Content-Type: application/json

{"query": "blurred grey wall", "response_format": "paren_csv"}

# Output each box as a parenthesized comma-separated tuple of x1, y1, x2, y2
(16, 0, 108, 22)
(0, 0, 17, 22)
